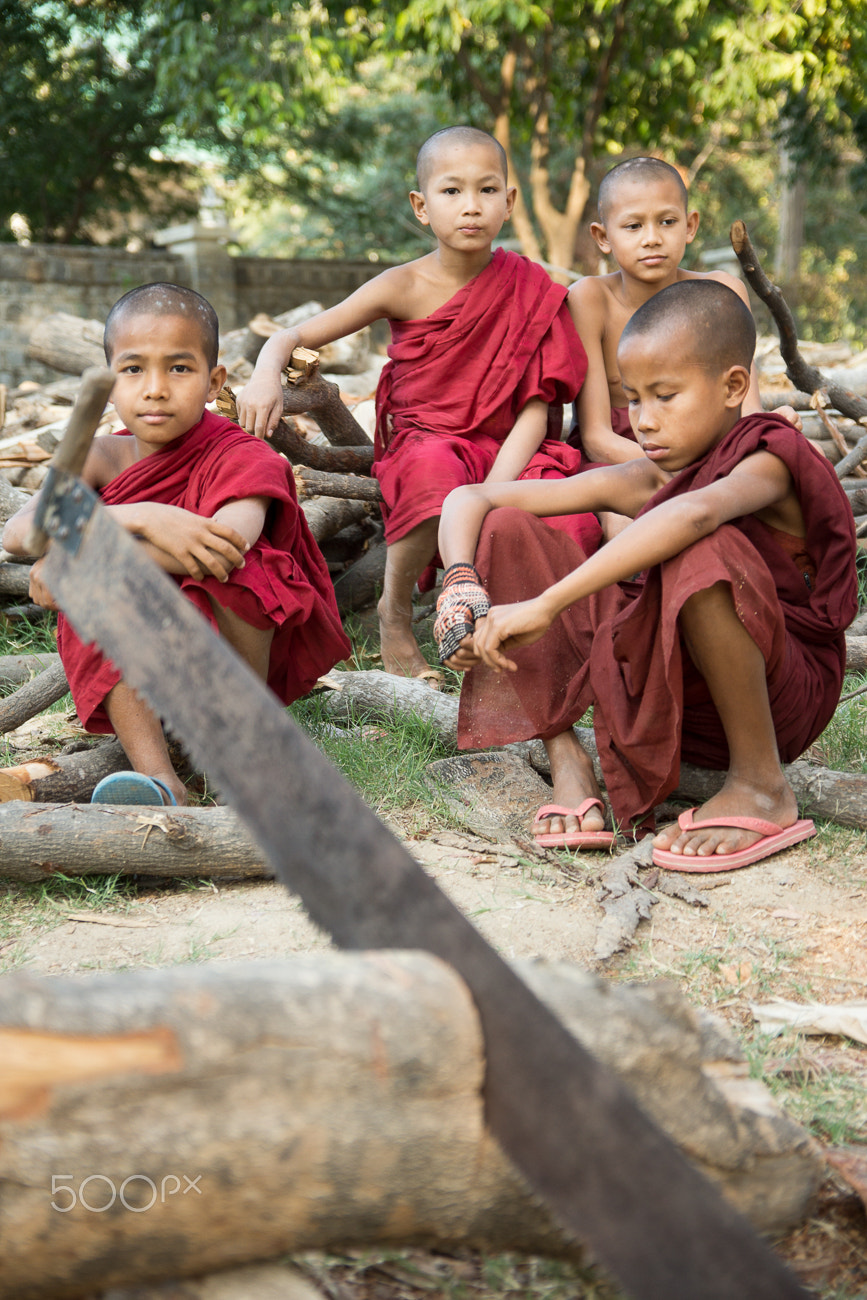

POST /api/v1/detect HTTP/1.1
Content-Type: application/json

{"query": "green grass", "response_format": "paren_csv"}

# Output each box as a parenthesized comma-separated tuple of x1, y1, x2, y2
(0, 609, 57, 657)
(814, 671, 867, 771)
(746, 1033, 867, 1146)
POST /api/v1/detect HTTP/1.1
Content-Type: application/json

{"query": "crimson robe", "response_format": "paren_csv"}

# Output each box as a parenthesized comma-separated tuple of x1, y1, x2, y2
(373, 248, 602, 559)
(458, 413, 858, 830)
(57, 410, 350, 733)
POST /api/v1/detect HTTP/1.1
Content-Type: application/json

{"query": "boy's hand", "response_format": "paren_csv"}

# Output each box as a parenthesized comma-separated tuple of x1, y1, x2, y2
(773, 404, 803, 432)
(442, 635, 481, 672)
(472, 597, 555, 673)
(236, 373, 284, 440)
(135, 504, 250, 581)
(28, 556, 59, 611)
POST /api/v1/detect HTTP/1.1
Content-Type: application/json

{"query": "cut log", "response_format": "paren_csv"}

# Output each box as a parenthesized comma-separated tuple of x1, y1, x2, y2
(295, 465, 382, 502)
(0, 473, 29, 527)
(0, 952, 822, 1299)
(324, 670, 867, 831)
(0, 563, 32, 597)
(27, 313, 106, 376)
(0, 660, 69, 735)
(0, 652, 61, 692)
(0, 739, 127, 803)
(846, 635, 867, 674)
(0, 803, 269, 881)
(333, 540, 387, 614)
(301, 497, 370, 545)
(215, 388, 375, 474)
(282, 372, 373, 447)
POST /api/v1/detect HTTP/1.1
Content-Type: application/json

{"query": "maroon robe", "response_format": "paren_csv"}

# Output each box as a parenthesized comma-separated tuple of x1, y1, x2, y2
(458, 413, 858, 830)
(373, 248, 602, 560)
(57, 410, 350, 733)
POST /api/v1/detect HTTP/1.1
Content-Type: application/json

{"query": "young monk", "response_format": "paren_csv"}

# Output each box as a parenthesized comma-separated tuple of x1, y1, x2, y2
(435, 280, 857, 868)
(237, 125, 600, 685)
(567, 156, 797, 472)
(3, 283, 350, 806)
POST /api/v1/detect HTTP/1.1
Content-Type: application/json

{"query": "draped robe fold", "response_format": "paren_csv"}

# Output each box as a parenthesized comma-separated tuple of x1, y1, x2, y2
(57, 410, 350, 733)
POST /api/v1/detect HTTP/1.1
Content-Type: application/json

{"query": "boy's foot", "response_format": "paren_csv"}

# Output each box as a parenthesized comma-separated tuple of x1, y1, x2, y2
(378, 604, 443, 687)
(651, 778, 800, 862)
(536, 729, 607, 840)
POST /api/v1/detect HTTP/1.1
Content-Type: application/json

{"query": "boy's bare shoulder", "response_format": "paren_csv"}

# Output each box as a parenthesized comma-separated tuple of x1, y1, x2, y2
(568, 273, 624, 329)
(678, 267, 745, 294)
(85, 433, 135, 488)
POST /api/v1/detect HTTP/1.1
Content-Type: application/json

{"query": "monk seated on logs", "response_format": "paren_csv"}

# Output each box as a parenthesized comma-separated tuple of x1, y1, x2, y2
(434, 279, 857, 869)
(3, 283, 350, 806)
(566, 155, 799, 536)
(237, 125, 601, 688)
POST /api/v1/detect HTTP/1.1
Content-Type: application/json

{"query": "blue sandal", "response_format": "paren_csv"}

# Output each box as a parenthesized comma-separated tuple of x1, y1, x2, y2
(91, 772, 177, 806)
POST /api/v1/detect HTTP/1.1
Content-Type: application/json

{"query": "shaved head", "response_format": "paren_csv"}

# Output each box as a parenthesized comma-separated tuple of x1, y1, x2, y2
(620, 279, 756, 372)
(416, 126, 507, 191)
(598, 156, 688, 222)
(104, 283, 219, 368)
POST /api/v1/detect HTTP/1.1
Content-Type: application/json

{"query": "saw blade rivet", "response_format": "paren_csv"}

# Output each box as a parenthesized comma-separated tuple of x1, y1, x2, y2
(56, 525, 70, 540)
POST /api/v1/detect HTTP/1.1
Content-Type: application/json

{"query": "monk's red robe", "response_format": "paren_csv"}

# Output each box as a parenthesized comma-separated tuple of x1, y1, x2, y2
(57, 410, 351, 733)
(373, 248, 602, 559)
(565, 404, 635, 466)
(458, 413, 858, 830)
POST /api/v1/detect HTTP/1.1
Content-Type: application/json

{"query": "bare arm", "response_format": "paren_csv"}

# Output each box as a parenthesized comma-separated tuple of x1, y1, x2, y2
(568, 280, 644, 464)
(473, 452, 794, 672)
(484, 398, 550, 483)
(439, 459, 663, 575)
(237, 269, 404, 439)
(106, 496, 268, 581)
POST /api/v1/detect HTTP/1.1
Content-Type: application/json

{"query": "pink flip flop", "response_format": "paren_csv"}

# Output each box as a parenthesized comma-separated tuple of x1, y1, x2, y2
(533, 797, 615, 850)
(652, 807, 816, 873)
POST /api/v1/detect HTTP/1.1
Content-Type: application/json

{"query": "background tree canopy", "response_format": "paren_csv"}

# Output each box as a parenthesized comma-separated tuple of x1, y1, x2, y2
(3, 0, 866, 338)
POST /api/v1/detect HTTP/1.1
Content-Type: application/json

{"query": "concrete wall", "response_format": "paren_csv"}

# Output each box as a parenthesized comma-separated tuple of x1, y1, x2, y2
(0, 240, 386, 389)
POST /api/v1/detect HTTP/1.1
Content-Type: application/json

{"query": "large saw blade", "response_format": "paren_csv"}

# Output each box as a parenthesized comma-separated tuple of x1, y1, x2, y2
(35, 446, 809, 1300)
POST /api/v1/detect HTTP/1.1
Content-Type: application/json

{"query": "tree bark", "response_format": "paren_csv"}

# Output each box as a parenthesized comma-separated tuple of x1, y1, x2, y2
(268, 418, 375, 474)
(0, 564, 33, 597)
(27, 314, 106, 376)
(0, 952, 821, 1299)
(0, 803, 268, 881)
(282, 373, 372, 448)
(333, 540, 387, 614)
(0, 739, 127, 803)
(0, 660, 69, 735)
(0, 474, 29, 528)
(301, 498, 370, 545)
(0, 653, 61, 692)
(295, 466, 382, 502)
(846, 636, 867, 674)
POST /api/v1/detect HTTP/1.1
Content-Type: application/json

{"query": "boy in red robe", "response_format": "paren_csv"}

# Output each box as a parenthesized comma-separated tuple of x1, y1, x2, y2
(238, 126, 599, 685)
(3, 283, 350, 805)
(435, 280, 857, 871)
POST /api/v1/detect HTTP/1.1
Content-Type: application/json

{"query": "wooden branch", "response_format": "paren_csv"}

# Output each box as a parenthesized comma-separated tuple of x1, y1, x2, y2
(0, 953, 820, 1297)
(0, 739, 127, 804)
(282, 373, 373, 448)
(333, 540, 387, 614)
(216, 387, 375, 473)
(26, 313, 105, 376)
(845, 636, 867, 673)
(0, 660, 69, 735)
(730, 221, 867, 479)
(0, 475, 29, 528)
(294, 466, 381, 502)
(0, 803, 269, 882)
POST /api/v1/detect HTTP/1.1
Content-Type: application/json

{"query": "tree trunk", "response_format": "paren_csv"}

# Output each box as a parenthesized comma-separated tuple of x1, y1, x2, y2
(27, 314, 106, 376)
(0, 952, 821, 1299)
(0, 803, 268, 882)
(0, 739, 127, 803)
(846, 636, 867, 673)
(0, 660, 69, 735)
(295, 466, 382, 502)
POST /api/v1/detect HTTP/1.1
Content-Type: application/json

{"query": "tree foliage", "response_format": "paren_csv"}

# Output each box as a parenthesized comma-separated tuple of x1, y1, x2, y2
(0, 1, 195, 244)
